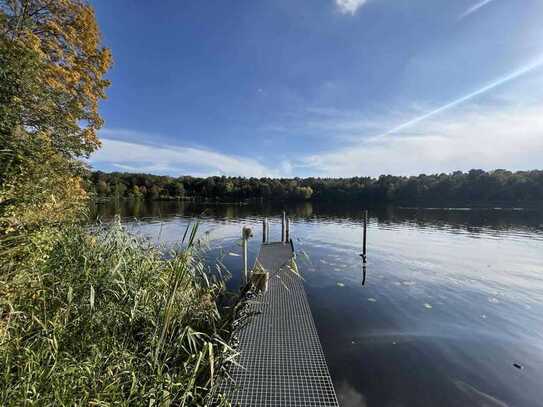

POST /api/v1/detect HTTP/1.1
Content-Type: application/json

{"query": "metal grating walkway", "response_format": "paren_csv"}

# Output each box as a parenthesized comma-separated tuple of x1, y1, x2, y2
(219, 242, 339, 406)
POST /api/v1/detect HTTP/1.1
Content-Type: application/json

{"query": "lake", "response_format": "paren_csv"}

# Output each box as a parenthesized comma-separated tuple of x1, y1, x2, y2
(93, 200, 543, 407)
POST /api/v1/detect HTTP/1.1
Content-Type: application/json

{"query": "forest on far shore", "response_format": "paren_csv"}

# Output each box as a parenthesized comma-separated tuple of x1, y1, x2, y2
(89, 169, 543, 206)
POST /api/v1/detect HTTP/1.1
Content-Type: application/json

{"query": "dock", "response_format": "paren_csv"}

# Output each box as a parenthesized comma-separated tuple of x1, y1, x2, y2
(218, 216, 339, 406)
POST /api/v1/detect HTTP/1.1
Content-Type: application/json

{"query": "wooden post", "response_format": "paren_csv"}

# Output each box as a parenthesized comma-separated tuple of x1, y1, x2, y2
(281, 211, 286, 242)
(362, 210, 368, 263)
(242, 226, 252, 285)
(285, 217, 290, 242)
(266, 219, 270, 242)
(262, 218, 267, 243)
(242, 233, 248, 284)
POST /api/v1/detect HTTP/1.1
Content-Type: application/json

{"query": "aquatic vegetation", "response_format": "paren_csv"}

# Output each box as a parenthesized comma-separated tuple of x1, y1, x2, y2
(0, 221, 236, 406)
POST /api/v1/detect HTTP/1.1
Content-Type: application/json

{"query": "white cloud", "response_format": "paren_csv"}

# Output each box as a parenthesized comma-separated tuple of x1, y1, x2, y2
(297, 105, 543, 177)
(459, 0, 495, 19)
(90, 105, 543, 179)
(337, 381, 367, 407)
(335, 0, 367, 15)
(90, 135, 279, 178)
(295, 56, 543, 177)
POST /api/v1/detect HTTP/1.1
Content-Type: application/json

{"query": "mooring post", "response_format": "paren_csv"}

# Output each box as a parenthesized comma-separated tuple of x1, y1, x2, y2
(242, 226, 252, 285)
(286, 217, 290, 242)
(266, 219, 270, 242)
(262, 218, 267, 243)
(362, 210, 368, 263)
(281, 211, 286, 242)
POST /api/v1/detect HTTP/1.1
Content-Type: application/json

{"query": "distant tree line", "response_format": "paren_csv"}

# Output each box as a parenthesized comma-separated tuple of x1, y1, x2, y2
(88, 169, 543, 205)
(89, 171, 314, 202)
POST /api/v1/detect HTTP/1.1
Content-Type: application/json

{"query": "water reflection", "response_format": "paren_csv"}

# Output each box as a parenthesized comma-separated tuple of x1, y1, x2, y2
(361, 263, 367, 286)
(337, 381, 368, 407)
(91, 200, 543, 238)
(91, 201, 543, 407)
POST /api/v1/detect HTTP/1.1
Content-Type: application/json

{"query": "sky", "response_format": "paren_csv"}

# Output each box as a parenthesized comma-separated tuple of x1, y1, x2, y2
(89, 0, 543, 178)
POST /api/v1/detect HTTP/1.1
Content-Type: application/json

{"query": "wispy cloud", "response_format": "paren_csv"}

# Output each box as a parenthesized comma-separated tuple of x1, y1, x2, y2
(335, 0, 367, 15)
(374, 55, 543, 140)
(294, 56, 543, 176)
(90, 134, 281, 177)
(459, 0, 495, 19)
(91, 54, 543, 179)
(264, 56, 543, 146)
(298, 105, 543, 177)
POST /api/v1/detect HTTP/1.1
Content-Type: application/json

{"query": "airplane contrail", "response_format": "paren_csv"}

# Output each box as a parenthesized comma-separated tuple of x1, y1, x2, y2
(377, 56, 543, 139)
(459, 0, 495, 20)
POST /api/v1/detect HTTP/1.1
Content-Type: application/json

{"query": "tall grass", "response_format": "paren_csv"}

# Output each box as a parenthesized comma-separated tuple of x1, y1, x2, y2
(0, 219, 237, 405)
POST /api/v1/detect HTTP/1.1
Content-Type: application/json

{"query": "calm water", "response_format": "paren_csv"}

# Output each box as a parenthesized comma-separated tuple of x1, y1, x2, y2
(93, 201, 543, 407)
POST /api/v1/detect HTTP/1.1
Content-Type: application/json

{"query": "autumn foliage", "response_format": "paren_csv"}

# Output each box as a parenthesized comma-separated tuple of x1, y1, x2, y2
(1, 0, 112, 155)
(0, 0, 112, 253)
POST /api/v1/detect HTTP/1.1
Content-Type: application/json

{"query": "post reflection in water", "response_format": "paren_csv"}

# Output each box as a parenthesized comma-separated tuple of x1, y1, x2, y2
(91, 200, 543, 407)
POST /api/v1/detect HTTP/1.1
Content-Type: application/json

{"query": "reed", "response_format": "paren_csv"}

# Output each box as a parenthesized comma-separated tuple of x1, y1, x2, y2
(0, 219, 236, 406)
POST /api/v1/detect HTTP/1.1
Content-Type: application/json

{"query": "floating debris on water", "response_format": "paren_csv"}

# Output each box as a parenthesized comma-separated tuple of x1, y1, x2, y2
(424, 303, 433, 309)
(367, 298, 377, 302)
(513, 363, 524, 370)
(337, 282, 345, 287)
(481, 314, 487, 319)
(228, 252, 240, 257)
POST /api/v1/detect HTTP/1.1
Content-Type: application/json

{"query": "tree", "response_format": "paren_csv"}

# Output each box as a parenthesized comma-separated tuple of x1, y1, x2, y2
(96, 180, 109, 196)
(85, 170, 543, 206)
(172, 182, 184, 198)
(297, 186, 313, 200)
(1, 0, 111, 257)
(131, 185, 143, 199)
(113, 182, 127, 200)
(1, 128, 88, 237)
(150, 185, 161, 200)
(0, 0, 112, 156)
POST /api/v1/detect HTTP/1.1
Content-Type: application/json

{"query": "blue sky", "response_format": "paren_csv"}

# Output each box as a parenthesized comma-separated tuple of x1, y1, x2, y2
(89, 0, 543, 177)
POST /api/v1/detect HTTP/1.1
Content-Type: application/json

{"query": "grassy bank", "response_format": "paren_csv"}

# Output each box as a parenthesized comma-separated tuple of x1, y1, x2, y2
(1, 220, 237, 406)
